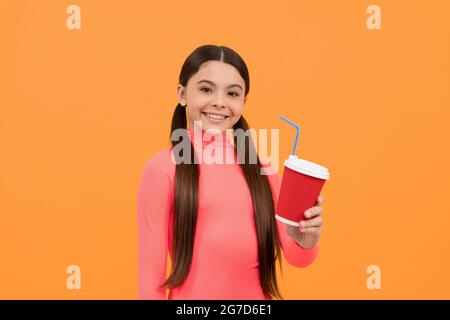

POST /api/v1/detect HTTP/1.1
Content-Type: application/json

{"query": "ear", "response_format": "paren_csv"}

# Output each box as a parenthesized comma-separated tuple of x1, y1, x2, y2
(176, 84, 187, 107)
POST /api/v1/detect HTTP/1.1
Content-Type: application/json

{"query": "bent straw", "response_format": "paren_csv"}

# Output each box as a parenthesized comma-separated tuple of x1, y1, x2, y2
(279, 115, 300, 155)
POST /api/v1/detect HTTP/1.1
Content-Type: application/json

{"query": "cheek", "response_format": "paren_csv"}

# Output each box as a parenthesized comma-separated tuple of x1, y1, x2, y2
(185, 106, 203, 121)
(229, 103, 244, 118)
(186, 99, 205, 114)
(190, 105, 204, 114)
(186, 91, 208, 110)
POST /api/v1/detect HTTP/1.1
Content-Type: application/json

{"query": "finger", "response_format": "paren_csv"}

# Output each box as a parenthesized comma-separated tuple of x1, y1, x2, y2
(316, 195, 324, 207)
(299, 226, 322, 233)
(299, 216, 323, 228)
(304, 206, 323, 219)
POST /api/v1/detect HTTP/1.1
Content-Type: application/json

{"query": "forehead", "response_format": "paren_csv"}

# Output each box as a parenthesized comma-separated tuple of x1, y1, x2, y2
(190, 60, 245, 87)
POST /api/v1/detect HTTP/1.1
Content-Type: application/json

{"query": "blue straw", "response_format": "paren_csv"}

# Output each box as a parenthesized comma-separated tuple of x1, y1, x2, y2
(279, 115, 300, 155)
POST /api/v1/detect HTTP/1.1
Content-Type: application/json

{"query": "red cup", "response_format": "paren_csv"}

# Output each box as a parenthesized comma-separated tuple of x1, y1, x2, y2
(276, 155, 330, 226)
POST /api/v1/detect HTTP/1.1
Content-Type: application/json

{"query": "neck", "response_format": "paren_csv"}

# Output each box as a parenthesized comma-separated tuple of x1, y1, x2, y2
(187, 126, 235, 148)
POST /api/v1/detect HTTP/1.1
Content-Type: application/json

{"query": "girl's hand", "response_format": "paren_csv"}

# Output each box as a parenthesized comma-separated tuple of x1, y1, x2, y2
(285, 195, 324, 249)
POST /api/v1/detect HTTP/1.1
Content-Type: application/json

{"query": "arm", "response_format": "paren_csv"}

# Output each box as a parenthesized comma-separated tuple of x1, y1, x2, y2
(265, 166, 319, 268)
(276, 219, 319, 268)
(137, 151, 173, 299)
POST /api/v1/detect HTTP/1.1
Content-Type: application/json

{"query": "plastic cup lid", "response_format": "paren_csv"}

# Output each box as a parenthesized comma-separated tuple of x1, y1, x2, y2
(284, 155, 330, 180)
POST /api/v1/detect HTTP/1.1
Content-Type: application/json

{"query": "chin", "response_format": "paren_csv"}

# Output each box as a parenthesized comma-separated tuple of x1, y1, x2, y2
(203, 124, 225, 132)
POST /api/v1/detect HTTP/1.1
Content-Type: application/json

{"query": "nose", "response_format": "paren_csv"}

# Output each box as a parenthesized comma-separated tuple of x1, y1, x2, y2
(212, 92, 226, 109)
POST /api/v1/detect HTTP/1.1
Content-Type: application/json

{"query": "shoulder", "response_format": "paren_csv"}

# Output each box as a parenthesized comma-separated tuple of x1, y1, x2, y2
(140, 147, 176, 183)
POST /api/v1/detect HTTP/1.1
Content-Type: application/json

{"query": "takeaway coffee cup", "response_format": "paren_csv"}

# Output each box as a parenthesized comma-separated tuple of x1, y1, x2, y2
(275, 155, 330, 227)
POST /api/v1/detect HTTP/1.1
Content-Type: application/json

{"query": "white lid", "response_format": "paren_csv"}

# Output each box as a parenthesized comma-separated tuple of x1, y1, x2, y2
(284, 155, 330, 180)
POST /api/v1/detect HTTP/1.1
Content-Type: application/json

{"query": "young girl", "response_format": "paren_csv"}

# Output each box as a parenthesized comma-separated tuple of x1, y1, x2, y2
(137, 45, 325, 300)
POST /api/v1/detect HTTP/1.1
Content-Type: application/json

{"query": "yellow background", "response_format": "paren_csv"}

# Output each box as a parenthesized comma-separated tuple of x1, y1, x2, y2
(1, 0, 449, 299)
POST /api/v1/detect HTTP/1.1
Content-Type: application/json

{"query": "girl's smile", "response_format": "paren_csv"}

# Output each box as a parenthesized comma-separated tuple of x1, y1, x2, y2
(201, 111, 230, 123)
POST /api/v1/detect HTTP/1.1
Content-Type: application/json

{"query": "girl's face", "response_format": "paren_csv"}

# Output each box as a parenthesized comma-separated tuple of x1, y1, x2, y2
(176, 60, 247, 133)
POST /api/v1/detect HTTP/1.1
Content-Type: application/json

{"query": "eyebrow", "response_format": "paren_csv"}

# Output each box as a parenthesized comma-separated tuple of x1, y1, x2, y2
(196, 79, 243, 90)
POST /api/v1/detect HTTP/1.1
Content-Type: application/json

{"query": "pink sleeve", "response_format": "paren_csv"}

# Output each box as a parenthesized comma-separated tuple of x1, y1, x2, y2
(137, 150, 173, 299)
(264, 165, 319, 268)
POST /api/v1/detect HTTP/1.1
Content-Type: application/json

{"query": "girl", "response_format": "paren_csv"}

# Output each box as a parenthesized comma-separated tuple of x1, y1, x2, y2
(137, 45, 324, 300)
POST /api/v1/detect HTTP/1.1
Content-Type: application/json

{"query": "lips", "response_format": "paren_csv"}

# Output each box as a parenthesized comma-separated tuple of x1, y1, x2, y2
(201, 112, 230, 121)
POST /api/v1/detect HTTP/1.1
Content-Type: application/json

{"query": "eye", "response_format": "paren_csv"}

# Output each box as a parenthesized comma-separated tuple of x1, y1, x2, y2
(200, 87, 239, 97)
(200, 87, 211, 93)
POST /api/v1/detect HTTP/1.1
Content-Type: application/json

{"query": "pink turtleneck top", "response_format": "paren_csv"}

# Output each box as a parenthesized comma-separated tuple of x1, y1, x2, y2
(137, 127, 319, 300)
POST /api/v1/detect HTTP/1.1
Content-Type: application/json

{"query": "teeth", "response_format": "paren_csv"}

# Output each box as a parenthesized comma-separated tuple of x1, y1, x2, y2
(204, 113, 226, 120)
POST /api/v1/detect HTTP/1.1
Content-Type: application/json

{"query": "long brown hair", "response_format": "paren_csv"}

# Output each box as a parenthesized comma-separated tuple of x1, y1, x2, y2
(161, 45, 283, 299)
